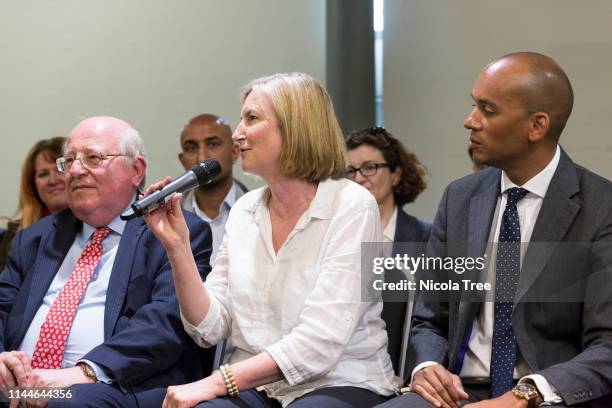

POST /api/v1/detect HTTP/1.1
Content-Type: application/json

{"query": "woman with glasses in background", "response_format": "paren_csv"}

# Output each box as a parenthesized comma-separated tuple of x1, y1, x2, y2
(0, 137, 68, 270)
(345, 127, 430, 386)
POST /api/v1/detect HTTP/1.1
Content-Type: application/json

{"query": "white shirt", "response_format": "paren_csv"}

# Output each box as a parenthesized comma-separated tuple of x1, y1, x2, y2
(182, 178, 396, 406)
(19, 214, 126, 380)
(383, 206, 398, 244)
(414, 146, 563, 404)
(191, 182, 241, 264)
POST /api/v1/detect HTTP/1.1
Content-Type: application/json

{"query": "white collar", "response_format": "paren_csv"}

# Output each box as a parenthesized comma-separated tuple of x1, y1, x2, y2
(245, 178, 338, 221)
(383, 206, 398, 242)
(500, 145, 560, 198)
(191, 182, 240, 220)
(81, 210, 127, 240)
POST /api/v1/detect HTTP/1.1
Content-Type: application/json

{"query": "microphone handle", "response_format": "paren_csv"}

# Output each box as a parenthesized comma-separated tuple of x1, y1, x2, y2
(131, 172, 199, 216)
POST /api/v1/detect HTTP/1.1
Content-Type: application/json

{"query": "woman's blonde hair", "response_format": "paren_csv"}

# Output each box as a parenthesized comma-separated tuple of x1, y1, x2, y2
(18, 136, 66, 229)
(242, 73, 347, 182)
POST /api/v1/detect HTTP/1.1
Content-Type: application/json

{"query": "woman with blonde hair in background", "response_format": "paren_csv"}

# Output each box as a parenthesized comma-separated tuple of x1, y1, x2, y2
(145, 72, 396, 407)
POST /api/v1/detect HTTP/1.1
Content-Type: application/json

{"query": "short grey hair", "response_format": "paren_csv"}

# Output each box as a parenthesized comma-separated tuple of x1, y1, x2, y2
(118, 127, 147, 190)
(118, 127, 147, 159)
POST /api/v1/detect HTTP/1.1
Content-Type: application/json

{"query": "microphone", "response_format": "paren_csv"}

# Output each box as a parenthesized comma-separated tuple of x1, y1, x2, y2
(120, 159, 221, 220)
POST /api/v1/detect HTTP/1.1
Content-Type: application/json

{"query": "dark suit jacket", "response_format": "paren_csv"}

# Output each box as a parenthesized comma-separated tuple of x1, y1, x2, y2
(0, 208, 212, 406)
(409, 149, 612, 406)
(381, 208, 431, 380)
(0, 220, 19, 271)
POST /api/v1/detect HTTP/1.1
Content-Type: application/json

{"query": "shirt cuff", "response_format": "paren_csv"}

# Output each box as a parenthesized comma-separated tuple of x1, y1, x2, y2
(180, 294, 222, 348)
(77, 359, 114, 384)
(405, 361, 440, 391)
(520, 374, 563, 405)
(265, 342, 302, 386)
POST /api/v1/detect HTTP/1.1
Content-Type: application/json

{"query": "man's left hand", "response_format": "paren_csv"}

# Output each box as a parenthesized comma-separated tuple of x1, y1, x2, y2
(28, 367, 91, 389)
(20, 368, 91, 408)
(464, 392, 528, 408)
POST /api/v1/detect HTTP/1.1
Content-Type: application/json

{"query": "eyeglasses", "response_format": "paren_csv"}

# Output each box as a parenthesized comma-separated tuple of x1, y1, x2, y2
(56, 152, 128, 173)
(345, 162, 389, 179)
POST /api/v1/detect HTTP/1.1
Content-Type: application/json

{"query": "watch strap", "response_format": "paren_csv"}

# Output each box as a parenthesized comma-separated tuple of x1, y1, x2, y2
(76, 362, 98, 383)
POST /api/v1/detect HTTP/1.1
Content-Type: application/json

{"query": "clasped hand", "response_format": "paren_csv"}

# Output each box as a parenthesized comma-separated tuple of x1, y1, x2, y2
(411, 363, 468, 408)
(0, 351, 89, 407)
(163, 375, 226, 408)
(411, 364, 529, 408)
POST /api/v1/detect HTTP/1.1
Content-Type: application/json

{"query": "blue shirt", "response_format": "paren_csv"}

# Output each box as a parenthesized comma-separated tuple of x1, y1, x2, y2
(19, 214, 126, 382)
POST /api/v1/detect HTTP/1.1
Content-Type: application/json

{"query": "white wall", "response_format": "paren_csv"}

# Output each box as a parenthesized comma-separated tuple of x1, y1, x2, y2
(384, 0, 612, 221)
(0, 0, 326, 220)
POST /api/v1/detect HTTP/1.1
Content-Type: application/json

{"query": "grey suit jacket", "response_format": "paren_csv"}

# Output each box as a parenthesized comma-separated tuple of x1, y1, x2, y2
(409, 149, 612, 406)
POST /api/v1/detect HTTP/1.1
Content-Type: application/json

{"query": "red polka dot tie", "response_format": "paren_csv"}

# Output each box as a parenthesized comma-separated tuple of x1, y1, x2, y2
(31, 227, 112, 369)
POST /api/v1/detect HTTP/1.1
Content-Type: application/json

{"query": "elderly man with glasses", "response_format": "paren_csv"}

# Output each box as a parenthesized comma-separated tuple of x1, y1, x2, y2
(0, 116, 212, 407)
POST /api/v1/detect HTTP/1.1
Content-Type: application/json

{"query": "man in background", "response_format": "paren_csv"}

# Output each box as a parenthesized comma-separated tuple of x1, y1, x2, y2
(179, 113, 246, 264)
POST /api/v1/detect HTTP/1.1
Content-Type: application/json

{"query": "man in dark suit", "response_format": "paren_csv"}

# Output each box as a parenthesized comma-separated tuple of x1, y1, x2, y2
(377, 52, 612, 408)
(0, 116, 212, 407)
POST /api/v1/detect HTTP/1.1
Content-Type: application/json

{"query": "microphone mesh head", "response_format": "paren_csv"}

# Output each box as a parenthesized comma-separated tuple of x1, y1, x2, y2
(193, 159, 222, 186)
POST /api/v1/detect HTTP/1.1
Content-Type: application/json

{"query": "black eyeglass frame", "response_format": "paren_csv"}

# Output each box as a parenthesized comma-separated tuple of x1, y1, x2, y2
(345, 162, 390, 179)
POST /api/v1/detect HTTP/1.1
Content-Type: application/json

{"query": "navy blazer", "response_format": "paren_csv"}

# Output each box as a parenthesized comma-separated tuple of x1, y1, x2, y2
(0, 208, 212, 405)
(381, 208, 431, 380)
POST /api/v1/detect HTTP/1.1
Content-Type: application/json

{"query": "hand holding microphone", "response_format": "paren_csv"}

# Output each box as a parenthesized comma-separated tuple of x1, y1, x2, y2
(134, 159, 221, 251)
(122, 159, 221, 220)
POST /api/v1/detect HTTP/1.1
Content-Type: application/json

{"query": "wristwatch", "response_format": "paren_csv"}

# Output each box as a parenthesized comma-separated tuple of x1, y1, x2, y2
(512, 382, 540, 407)
(76, 362, 98, 383)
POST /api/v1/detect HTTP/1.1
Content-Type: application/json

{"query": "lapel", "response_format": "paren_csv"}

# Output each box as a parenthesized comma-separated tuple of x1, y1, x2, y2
(464, 169, 500, 304)
(467, 170, 500, 258)
(392, 208, 419, 256)
(451, 171, 500, 366)
(103, 216, 146, 338)
(393, 208, 413, 243)
(17, 211, 81, 347)
(514, 149, 580, 304)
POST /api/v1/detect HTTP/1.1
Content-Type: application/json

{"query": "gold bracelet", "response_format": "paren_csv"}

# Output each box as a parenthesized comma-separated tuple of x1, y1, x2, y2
(219, 364, 239, 397)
